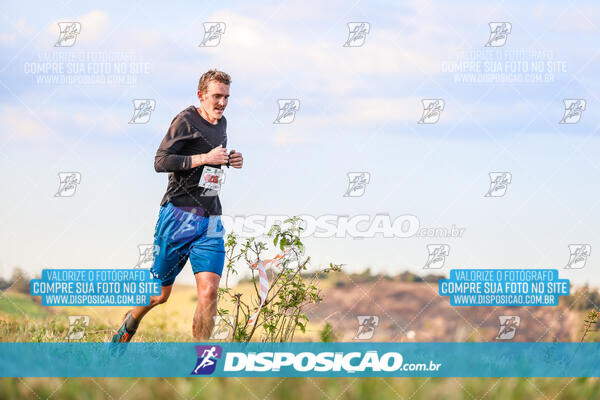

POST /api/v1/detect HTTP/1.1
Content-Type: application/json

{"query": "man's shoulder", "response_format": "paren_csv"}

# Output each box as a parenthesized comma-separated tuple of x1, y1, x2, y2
(169, 106, 197, 132)
(172, 105, 196, 123)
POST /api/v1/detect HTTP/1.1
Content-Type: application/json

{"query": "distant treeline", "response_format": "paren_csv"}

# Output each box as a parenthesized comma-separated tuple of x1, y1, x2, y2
(563, 284, 600, 311)
(332, 268, 446, 287)
(330, 269, 600, 311)
(3, 266, 600, 311)
(239, 266, 445, 284)
(0, 268, 31, 294)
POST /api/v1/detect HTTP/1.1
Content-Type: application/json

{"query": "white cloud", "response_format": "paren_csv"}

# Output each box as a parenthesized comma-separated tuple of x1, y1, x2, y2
(533, 5, 600, 33)
(201, 9, 447, 97)
(77, 10, 110, 44)
(41, 10, 109, 49)
(0, 19, 34, 45)
(0, 104, 130, 141)
(274, 130, 308, 145)
(0, 106, 55, 139)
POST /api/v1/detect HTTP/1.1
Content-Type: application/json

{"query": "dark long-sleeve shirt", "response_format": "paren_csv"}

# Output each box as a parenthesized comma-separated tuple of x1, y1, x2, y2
(154, 105, 227, 215)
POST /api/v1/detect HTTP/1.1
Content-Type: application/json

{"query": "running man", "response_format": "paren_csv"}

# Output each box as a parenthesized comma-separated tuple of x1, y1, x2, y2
(112, 69, 243, 342)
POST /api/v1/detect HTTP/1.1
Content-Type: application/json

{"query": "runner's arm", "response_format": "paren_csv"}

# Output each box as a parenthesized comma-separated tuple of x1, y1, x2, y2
(154, 118, 229, 172)
(154, 118, 198, 172)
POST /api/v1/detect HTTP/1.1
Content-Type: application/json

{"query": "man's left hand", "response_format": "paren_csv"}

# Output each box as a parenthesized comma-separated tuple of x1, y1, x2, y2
(228, 149, 243, 169)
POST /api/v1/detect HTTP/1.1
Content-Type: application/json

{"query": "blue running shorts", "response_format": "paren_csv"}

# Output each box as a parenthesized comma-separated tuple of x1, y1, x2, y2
(150, 203, 226, 286)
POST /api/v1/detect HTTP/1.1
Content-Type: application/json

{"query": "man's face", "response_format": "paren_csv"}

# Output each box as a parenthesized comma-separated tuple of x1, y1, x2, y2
(198, 81, 230, 121)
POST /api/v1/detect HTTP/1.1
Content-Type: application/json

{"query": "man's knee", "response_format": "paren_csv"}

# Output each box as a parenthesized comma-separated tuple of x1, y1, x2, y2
(151, 288, 171, 305)
(195, 272, 220, 306)
(197, 284, 218, 303)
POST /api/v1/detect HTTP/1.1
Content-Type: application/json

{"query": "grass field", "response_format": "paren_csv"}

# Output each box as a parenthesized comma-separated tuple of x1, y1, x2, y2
(2, 375, 600, 399)
(0, 279, 332, 342)
(1, 284, 600, 399)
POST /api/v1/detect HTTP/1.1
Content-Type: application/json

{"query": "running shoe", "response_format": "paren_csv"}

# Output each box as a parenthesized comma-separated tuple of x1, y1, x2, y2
(111, 312, 136, 343)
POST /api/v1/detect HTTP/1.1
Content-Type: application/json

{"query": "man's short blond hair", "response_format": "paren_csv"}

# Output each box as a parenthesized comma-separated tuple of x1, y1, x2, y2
(197, 69, 231, 93)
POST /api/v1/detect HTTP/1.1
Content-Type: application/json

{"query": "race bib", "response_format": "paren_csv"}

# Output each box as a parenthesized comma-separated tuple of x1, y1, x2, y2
(198, 166, 225, 196)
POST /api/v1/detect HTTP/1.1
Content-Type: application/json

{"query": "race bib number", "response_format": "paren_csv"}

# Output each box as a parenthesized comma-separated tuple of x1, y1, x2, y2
(199, 166, 225, 196)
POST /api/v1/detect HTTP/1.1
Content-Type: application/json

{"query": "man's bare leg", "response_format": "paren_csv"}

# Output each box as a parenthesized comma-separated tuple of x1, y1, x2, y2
(130, 284, 173, 321)
(111, 284, 173, 342)
(193, 271, 220, 340)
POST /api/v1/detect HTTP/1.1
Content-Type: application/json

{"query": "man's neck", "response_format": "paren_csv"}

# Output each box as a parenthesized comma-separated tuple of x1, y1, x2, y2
(196, 106, 218, 125)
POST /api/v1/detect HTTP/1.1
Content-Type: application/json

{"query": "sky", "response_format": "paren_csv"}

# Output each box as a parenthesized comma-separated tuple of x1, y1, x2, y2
(1, 0, 600, 286)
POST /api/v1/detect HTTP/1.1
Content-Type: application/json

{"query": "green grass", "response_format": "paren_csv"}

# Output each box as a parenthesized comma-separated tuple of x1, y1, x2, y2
(0, 292, 48, 318)
(0, 377, 599, 400)
(0, 291, 192, 342)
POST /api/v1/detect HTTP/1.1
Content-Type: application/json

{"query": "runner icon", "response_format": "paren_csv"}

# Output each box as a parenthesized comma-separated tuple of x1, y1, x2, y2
(193, 346, 218, 374)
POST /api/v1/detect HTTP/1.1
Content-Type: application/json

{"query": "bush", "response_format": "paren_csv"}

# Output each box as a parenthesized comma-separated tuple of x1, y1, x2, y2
(217, 217, 342, 342)
(319, 322, 337, 342)
(565, 284, 600, 311)
(2, 268, 31, 294)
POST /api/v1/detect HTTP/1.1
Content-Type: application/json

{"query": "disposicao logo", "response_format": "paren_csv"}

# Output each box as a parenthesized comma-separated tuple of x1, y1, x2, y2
(223, 351, 405, 373)
(191, 347, 442, 375)
(191, 345, 222, 375)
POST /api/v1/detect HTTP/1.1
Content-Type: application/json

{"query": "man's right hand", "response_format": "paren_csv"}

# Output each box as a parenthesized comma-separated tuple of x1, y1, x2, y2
(191, 145, 229, 167)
